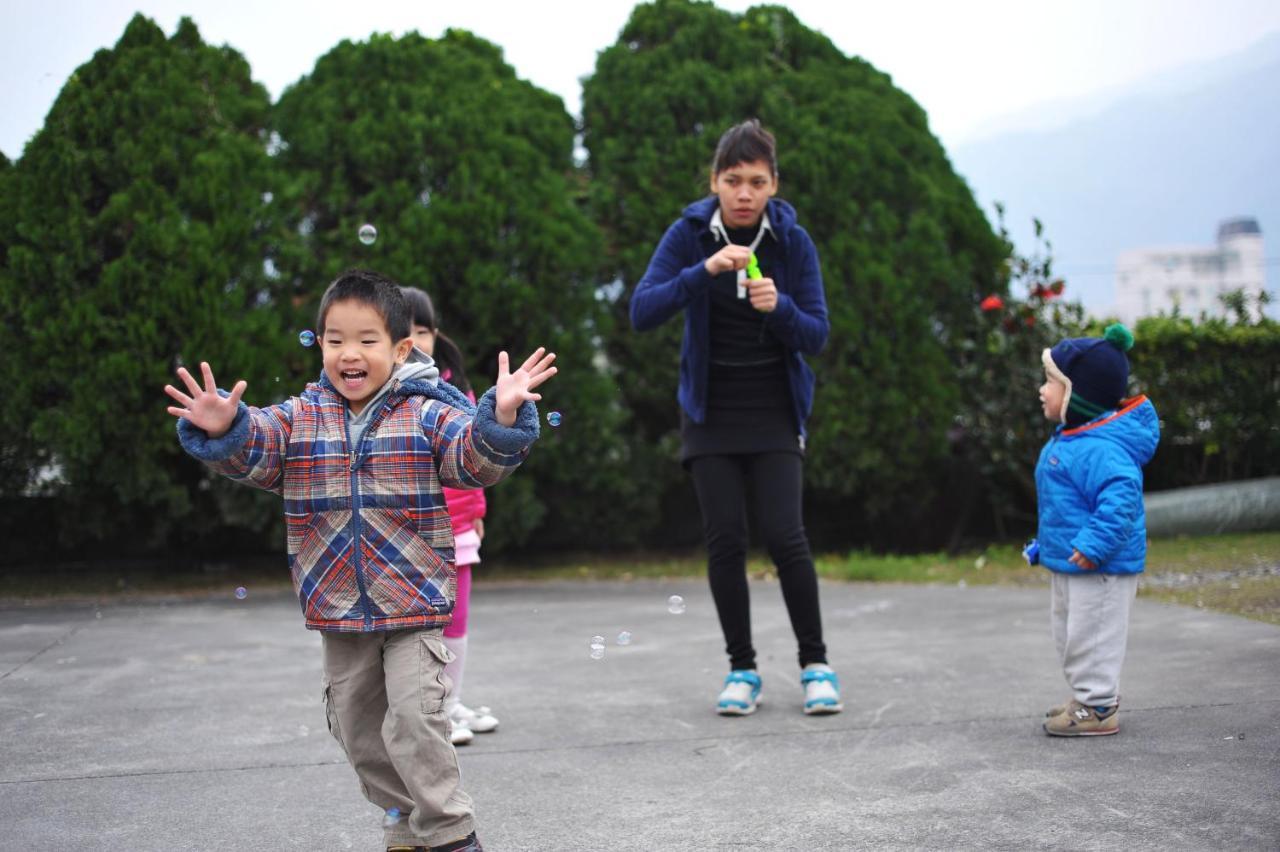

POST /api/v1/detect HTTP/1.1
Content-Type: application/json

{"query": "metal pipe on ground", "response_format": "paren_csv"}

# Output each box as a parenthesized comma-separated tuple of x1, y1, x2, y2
(1145, 477, 1280, 538)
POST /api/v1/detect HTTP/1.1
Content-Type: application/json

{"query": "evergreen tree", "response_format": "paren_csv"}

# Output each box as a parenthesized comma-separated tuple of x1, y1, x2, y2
(583, 0, 1008, 545)
(272, 30, 640, 552)
(1, 15, 290, 553)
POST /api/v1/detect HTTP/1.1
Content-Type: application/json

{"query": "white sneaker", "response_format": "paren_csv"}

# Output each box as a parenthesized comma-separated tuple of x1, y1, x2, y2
(450, 719, 474, 746)
(801, 663, 843, 715)
(716, 670, 762, 716)
(451, 703, 499, 733)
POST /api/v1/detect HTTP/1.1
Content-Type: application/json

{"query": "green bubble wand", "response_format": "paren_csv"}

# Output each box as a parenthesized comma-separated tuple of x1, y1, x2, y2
(739, 252, 762, 298)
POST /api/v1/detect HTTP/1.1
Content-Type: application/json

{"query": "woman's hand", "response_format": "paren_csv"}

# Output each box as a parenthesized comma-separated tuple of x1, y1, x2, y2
(704, 244, 752, 276)
(746, 277, 778, 313)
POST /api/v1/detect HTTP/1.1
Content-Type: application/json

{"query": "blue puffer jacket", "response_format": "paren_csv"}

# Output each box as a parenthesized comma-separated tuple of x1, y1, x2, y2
(1034, 396, 1160, 575)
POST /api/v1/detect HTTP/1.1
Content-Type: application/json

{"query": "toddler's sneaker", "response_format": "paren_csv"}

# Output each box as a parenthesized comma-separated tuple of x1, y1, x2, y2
(387, 832, 484, 852)
(1045, 700, 1070, 718)
(1043, 700, 1119, 737)
(450, 703, 499, 734)
(449, 718, 474, 747)
(800, 663, 843, 715)
(716, 669, 762, 715)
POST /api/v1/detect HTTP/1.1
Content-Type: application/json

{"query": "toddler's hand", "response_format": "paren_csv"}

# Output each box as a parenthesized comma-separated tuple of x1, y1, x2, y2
(164, 362, 246, 439)
(494, 348, 557, 427)
(1068, 549, 1097, 570)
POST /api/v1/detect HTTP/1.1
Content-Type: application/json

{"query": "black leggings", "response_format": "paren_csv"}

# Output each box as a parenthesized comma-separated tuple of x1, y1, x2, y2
(688, 453, 827, 671)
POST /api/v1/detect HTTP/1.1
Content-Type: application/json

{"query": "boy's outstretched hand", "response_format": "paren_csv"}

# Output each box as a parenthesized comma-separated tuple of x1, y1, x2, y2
(494, 348, 557, 427)
(164, 362, 247, 439)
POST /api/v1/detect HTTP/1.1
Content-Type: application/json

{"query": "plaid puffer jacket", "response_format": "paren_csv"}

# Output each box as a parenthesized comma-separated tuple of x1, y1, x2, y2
(177, 374, 538, 632)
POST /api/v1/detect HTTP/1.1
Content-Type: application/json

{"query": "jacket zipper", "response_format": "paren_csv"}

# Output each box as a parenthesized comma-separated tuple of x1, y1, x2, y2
(345, 406, 374, 630)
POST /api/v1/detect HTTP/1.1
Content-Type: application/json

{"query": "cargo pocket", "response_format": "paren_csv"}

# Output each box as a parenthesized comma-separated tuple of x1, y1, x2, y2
(418, 633, 455, 715)
(322, 680, 349, 754)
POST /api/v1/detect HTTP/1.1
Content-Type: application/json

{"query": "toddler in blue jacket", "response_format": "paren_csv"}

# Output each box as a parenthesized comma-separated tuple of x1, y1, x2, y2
(1026, 324, 1160, 736)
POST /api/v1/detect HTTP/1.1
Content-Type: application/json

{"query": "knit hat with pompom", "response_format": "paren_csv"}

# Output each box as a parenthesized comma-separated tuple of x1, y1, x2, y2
(1042, 324, 1134, 426)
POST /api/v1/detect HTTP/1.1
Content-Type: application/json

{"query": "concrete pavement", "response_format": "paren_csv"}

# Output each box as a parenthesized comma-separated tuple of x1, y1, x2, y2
(1, 579, 1277, 850)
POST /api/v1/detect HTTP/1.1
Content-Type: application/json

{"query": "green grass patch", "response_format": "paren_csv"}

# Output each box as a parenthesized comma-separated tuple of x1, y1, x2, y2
(3, 532, 1277, 626)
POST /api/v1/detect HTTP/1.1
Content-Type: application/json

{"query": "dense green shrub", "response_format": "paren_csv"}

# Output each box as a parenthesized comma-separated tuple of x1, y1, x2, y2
(1131, 300, 1280, 490)
(582, 0, 1009, 545)
(0, 15, 289, 554)
(270, 30, 639, 553)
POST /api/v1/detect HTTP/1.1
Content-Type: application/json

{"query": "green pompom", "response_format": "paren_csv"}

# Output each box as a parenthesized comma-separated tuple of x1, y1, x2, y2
(1104, 323, 1134, 352)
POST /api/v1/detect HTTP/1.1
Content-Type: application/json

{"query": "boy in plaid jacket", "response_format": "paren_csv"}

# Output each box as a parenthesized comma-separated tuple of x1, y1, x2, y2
(167, 269, 556, 852)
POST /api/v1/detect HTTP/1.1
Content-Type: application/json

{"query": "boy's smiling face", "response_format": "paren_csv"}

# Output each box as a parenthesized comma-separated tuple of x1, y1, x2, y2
(321, 299, 413, 415)
(1040, 372, 1067, 422)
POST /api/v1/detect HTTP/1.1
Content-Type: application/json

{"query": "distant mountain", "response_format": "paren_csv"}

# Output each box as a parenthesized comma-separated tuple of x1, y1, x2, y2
(949, 35, 1280, 314)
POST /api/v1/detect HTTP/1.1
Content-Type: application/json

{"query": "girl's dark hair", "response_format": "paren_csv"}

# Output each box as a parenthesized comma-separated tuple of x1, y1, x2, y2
(317, 269, 410, 341)
(711, 119, 777, 177)
(401, 286, 471, 394)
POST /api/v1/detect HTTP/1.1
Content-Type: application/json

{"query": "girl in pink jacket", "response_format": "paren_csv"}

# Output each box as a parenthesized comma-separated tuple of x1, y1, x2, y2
(404, 287, 500, 746)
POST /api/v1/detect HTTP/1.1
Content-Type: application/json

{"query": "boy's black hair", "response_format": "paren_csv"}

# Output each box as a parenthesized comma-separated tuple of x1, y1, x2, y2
(401, 286, 472, 394)
(711, 119, 777, 177)
(317, 269, 411, 341)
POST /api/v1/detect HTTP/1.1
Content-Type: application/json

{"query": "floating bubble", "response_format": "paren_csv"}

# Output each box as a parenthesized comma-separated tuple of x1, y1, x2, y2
(589, 645, 605, 661)
(667, 595, 685, 615)
(547, 411, 562, 427)
(299, 329, 316, 347)
(616, 631, 632, 646)
(235, 587, 247, 600)
(590, 635, 605, 646)
(383, 808, 402, 827)
(358, 223, 377, 246)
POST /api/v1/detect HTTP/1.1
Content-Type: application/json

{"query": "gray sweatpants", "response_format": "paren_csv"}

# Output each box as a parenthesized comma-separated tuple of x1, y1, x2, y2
(1050, 571, 1139, 707)
(321, 627, 475, 848)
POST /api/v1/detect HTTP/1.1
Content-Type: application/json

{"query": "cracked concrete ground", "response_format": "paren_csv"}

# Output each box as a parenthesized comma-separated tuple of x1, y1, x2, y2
(2, 580, 1277, 851)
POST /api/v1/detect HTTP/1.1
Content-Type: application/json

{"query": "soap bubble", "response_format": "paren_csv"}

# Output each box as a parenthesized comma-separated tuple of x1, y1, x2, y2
(589, 644, 605, 661)
(299, 329, 316, 347)
(667, 595, 685, 615)
(547, 411, 562, 427)
(590, 635, 605, 646)
(235, 587, 247, 600)
(383, 808, 402, 827)
(358, 223, 377, 246)
(616, 631, 632, 646)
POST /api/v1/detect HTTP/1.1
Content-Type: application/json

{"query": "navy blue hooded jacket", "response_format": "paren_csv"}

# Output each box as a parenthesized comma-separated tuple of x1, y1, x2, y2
(629, 196, 829, 438)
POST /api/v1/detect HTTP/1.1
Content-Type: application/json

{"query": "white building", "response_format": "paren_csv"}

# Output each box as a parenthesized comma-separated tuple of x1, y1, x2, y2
(1113, 217, 1266, 322)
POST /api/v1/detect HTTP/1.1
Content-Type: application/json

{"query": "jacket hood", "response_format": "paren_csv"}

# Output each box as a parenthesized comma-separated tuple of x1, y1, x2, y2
(682, 195, 798, 237)
(1061, 396, 1159, 466)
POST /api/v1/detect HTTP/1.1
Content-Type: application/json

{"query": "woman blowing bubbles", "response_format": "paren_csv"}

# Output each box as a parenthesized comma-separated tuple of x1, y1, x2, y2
(630, 119, 841, 717)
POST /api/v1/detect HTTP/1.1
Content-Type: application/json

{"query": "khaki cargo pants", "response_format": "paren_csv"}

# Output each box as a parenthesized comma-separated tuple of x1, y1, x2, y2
(321, 627, 475, 848)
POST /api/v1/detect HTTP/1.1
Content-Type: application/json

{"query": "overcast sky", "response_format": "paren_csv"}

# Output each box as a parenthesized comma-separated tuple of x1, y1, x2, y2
(5, 0, 1280, 161)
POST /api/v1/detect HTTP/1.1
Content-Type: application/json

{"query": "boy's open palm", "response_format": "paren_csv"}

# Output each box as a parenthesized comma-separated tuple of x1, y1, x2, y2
(165, 362, 247, 439)
(494, 348, 557, 426)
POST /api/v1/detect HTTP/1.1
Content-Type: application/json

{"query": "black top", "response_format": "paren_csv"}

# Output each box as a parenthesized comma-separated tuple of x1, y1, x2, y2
(681, 219, 799, 463)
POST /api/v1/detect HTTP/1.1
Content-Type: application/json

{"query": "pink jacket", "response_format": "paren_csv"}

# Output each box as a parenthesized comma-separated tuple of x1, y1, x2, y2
(442, 384, 487, 535)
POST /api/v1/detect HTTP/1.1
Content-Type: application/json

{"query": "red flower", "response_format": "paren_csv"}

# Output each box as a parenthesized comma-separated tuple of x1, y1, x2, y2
(980, 295, 1004, 312)
(1024, 315, 1036, 327)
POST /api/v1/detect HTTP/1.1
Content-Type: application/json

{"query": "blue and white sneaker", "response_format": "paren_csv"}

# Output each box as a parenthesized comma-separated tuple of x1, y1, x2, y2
(716, 669, 762, 716)
(801, 664, 843, 715)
